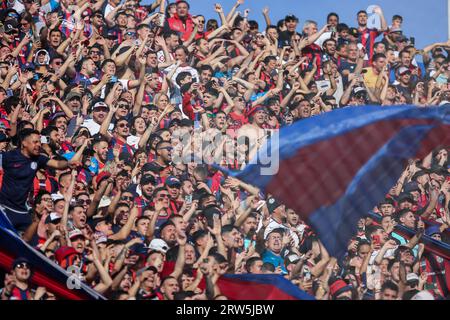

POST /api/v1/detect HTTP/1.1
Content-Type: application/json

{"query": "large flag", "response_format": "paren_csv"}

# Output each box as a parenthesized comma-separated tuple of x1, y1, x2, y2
(217, 274, 314, 300)
(0, 219, 105, 300)
(236, 106, 450, 259)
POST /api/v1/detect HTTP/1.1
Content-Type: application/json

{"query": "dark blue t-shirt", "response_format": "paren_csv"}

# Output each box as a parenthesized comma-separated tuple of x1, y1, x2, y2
(0, 150, 49, 212)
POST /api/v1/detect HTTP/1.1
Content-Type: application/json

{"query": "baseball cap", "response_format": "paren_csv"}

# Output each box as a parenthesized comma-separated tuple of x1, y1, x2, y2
(349, 27, 359, 37)
(65, 91, 82, 101)
(246, 105, 266, 118)
(390, 27, 403, 33)
(403, 181, 420, 193)
(266, 197, 282, 214)
(353, 87, 367, 95)
(398, 66, 411, 75)
(329, 279, 352, 297)
(4, 22, 18, 34)
(68, 228, 85, 240)
(411, 290, 435, 300)
(142, 162, 164, 173)
(165, 176, 181, 188)
(98, 196, 112, 209)
(396, 35, 408, 42)
(284, 253, 301, 266)
(88, 216, 112, 231)
(45, 212, 62, 224)
(140, 174, 157, 186)
(103, 29, 116, 39)
(425, 225, 441, 237)
(0, 132, 10, 143)
(93, 101, 109, 110)
(11, 257, 31, 270)
(158, 221, 176, 235)
(96, 171, 111, 185)
(54, 246, 79, 265)
(284, 14, 299, 22)
(406, 273, 419, 283)
(148, 238, 169, 253)
(95, 232, 108, 245)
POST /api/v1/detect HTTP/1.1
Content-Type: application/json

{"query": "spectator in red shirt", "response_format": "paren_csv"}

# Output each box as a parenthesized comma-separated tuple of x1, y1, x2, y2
(166, 1, 195, 42)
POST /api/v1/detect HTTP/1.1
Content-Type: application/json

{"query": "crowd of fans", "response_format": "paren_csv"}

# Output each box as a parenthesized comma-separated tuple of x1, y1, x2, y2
(0, 0, 448, 300)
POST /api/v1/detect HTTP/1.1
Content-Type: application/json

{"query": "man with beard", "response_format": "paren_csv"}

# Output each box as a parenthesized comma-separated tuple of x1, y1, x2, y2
(237, 105, 269, 163)
(0, 129, 78, 232)
(152, 141, 173, 180)
(73, 57, 98, 87)
(165, 176, 183, 215)
(134, 174, 157, 215)
(40, 126, 61, 157)
(238, 213, 258, 247)
(90, 136, 109, 175)
(159, 220, 177, 248)
(82, 101, 113, 135)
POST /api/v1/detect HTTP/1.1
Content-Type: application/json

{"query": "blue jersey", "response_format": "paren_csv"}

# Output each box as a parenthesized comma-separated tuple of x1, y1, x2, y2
(0, 150, 49, 212)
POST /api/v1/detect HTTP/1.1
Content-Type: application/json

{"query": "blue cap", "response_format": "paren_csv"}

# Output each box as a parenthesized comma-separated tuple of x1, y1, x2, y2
(165, 176, 181, 188)
(425, 225, 441, 237)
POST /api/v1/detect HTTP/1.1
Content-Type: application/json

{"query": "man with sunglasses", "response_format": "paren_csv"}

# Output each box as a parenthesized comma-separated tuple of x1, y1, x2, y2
(152, 140, 173, 179)
(1, 257, 47, 300)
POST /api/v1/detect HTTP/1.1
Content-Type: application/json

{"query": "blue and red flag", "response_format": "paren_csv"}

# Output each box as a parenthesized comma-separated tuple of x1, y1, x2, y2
(236, 105, 450, 259)
(0, 222, 104, 300)
(217, 274, 314, 300)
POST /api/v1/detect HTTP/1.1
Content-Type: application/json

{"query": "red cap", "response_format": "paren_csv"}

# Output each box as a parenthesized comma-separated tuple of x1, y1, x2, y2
(55, 246, 78, 265)
(96, 171, 111, 185)
(246, 105, 266, 118)
(329, 280, 351, 297)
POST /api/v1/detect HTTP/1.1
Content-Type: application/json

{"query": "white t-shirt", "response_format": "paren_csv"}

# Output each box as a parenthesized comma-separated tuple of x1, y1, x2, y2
(127, 135, 140, 149)
(81, 118, 114, 135)
(315, 31, 332, 48)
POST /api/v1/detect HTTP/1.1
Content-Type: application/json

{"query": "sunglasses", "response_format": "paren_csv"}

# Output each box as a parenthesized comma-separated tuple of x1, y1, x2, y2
(118, 123, 129, 128)
(122, 196, 134, 201)
(158, 146, 173, 151)
(90, 50, 101, 55)
(78, 199, 91, 205)
(15, 262, 29, 269)
(118, 104, 129, 108)
(94, 107, 109, 112)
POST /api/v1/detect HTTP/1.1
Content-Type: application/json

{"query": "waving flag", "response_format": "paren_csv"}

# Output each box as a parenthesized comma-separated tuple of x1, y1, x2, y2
(0, 222, 105, 300)
(236, 105, 450, 259)
(218, 274, 314, 300)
